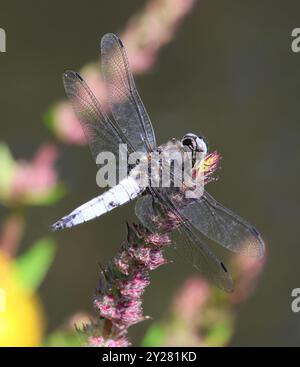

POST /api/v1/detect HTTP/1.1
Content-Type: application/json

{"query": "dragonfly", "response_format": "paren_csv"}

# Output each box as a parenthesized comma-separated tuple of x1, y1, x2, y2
(51, 33, 265, 292)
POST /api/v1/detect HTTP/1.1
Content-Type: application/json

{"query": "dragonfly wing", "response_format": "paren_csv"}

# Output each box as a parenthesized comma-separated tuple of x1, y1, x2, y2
(101, 33, 156, 153)
(177, 224, 234, 292)
(179, 190, 265, 258)
(136, 188, 233, 292)
(135, 194, 159, 233)
(152, 157, 265, 258)
(63, 71, 135, 167)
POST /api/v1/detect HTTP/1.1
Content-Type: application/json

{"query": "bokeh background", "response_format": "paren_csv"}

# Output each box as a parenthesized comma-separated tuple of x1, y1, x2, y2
(0, 0, 300, 346)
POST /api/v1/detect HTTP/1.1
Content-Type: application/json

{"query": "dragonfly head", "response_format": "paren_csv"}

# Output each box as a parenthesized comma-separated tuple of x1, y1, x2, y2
(181, 133, 208, 154)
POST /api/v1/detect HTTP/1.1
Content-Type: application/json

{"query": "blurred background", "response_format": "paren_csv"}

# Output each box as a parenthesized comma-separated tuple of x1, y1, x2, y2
(0, 0, 300, 346)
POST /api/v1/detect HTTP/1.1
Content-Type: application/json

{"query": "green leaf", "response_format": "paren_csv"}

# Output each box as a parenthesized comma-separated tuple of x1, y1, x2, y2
(0, 142, 15, 198)
(141, 323, 167, 347)
(14, 237, 56, 292)
(204, 319, 233, 347)
(23, 183, 66, 206)
(44, 330, 83, 347)
(41, 184, 66, 205)
(43, 106, 56, 130)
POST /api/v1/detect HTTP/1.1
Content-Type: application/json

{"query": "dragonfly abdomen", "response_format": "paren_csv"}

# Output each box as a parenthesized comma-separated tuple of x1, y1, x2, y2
(50, 177, 143, 231)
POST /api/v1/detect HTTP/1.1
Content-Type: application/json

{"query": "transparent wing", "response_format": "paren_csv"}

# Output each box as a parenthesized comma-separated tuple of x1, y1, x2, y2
(178, 225, 234, 292)
(63, 71, 136, 167)
(179, 191, 265, 258)
(135, 194, 159, 232)
(101, 33, 156, 153)
(137, 154, 265, 258)
(135, 192, 233, 292)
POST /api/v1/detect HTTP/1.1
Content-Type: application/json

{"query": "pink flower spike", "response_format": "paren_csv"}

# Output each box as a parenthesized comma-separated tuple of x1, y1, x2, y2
(86, 224, 172, 346)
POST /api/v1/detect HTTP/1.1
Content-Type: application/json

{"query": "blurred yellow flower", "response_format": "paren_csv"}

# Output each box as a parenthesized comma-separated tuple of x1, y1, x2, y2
(0, 251, 45, 346)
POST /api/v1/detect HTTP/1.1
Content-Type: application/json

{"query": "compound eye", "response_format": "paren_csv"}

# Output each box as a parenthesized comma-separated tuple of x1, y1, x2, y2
(182, 137, 195, 149)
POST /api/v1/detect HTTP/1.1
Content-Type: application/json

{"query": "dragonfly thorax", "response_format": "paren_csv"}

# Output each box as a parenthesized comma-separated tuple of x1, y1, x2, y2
(128, 138, 198, 190)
